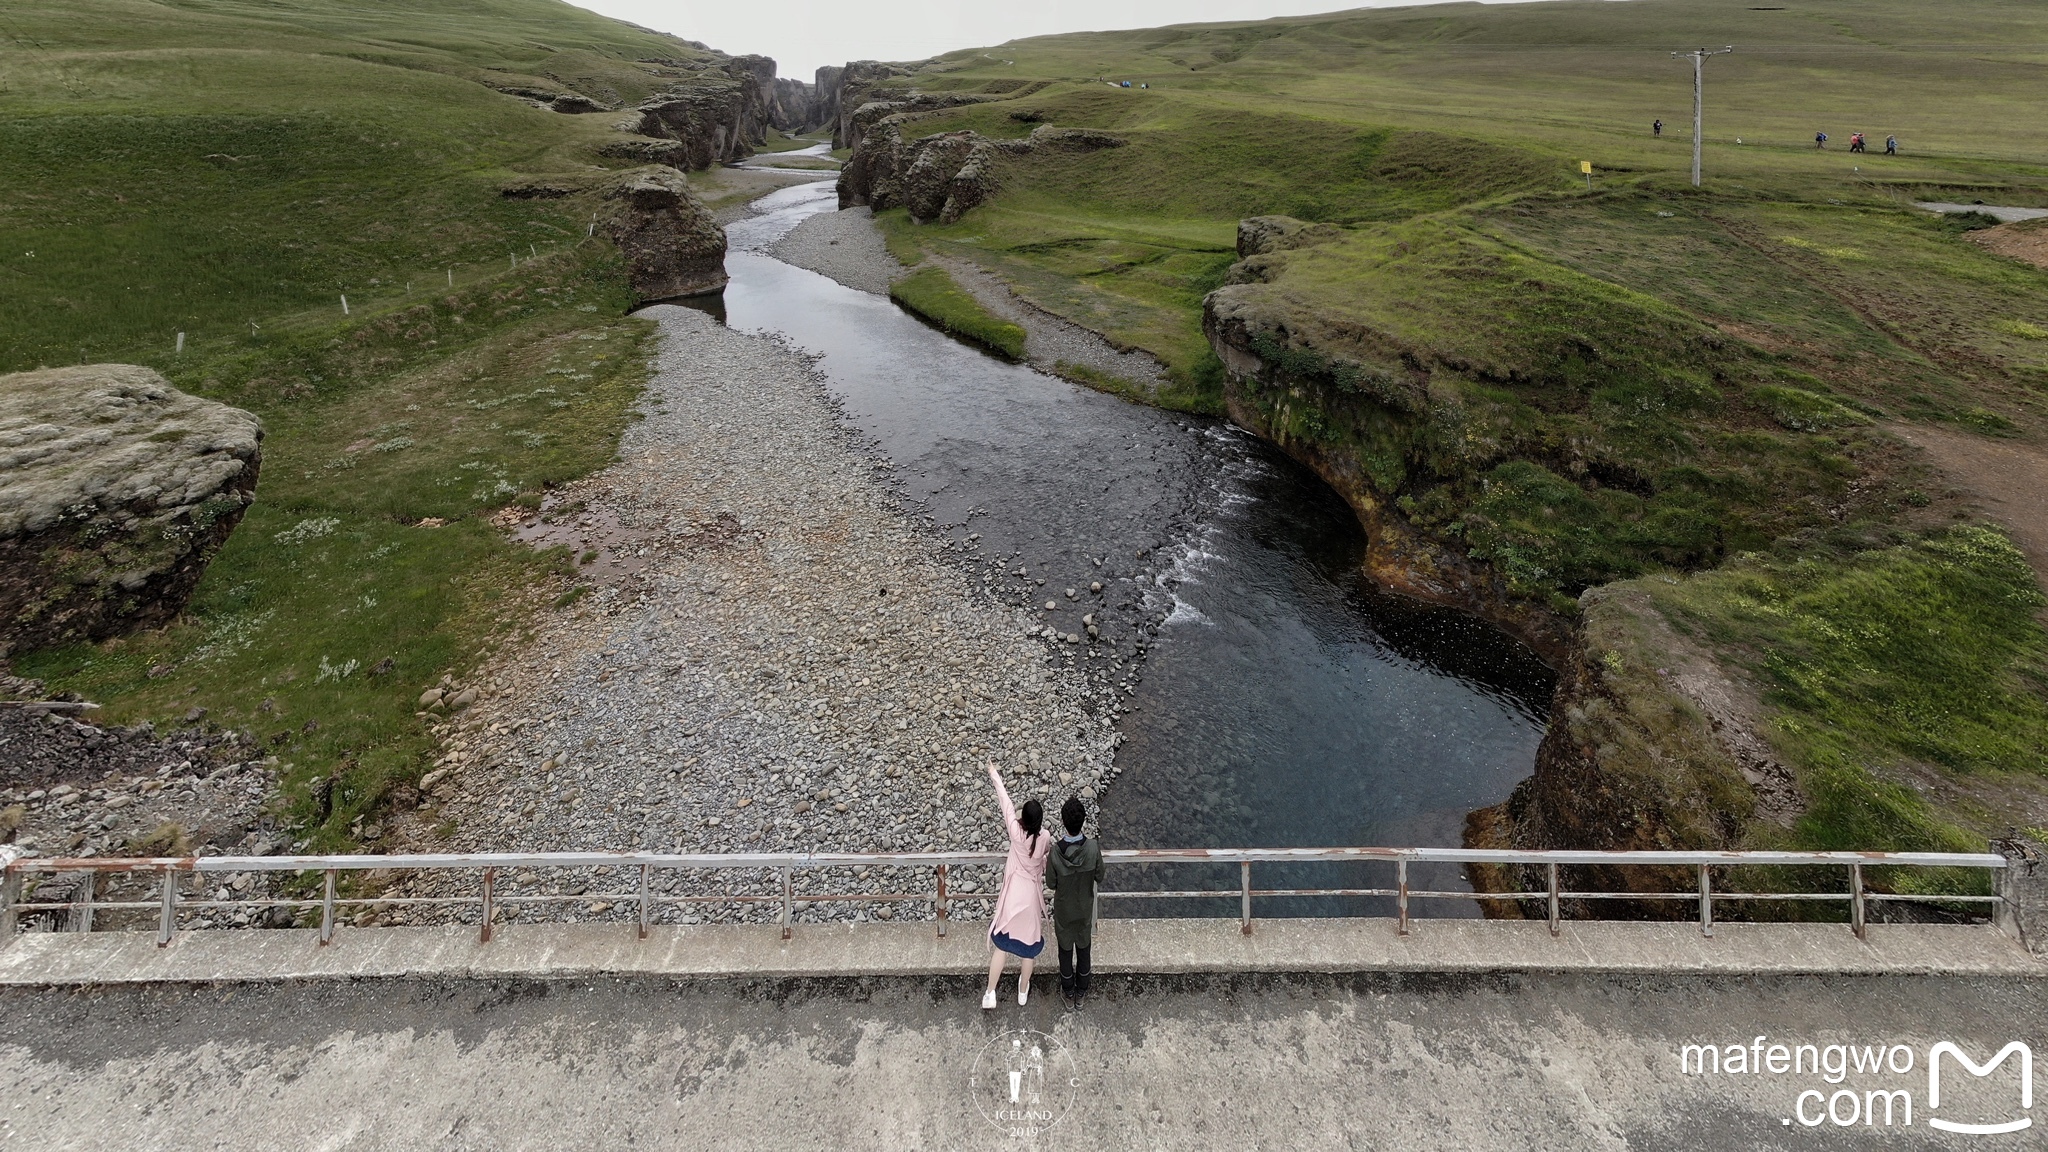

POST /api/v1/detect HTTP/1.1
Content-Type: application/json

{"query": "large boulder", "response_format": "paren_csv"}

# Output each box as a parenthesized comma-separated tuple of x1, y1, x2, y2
(602, 167, 728, 301)
(0, 365, 262, 656)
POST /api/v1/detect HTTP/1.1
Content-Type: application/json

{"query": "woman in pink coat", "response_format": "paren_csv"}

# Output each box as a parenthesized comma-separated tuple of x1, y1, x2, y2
(982, 763, 1050, 1009)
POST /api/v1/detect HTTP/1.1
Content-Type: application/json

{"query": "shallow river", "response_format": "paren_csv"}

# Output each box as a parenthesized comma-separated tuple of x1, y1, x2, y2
(715, 180, 1553, 913)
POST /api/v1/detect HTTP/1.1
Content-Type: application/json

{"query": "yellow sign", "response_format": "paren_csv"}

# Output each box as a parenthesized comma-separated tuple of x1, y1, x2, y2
(1580, 160, 1593, 174)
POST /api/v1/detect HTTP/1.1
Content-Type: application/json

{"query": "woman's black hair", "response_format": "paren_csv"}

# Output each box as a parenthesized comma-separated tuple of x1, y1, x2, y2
(1019, 798, 1044, 840)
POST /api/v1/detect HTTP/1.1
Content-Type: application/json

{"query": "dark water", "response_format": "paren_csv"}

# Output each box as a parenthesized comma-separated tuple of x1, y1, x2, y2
(718, 181, 1554, 915)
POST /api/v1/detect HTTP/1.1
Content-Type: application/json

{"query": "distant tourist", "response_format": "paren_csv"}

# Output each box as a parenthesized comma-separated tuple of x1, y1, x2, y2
(1046, 796, 1104, 1003)
(982, 764, 1050, 1010)
(1849, 132, 1866, 153)
(1815, 131, 1828, 149)
(1886, 134, 1898, 156)
(1653, 119, 1662, 137)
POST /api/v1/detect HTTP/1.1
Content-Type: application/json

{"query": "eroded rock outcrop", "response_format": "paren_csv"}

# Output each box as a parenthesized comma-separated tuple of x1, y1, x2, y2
(0, 365, 261, 655)
(1203, 236, 1800, 895)
(840, 122, 1124, 223)
(602, 167, 727, 301)
(629, 55, 815, 169)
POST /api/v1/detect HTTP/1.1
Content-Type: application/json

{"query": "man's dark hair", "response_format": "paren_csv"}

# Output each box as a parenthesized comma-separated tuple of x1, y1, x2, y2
(1020, 798, 1043, 839)
(1062, 796, 1086, 836)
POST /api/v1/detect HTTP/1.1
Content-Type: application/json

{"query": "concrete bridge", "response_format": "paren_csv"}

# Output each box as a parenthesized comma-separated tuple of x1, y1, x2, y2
(4, 843, 2047, 1150)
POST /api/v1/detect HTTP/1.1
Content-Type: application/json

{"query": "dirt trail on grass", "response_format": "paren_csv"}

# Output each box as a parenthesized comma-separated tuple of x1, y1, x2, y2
(1893, 423, 2048, 585)
(1968, 217, 2048, 271)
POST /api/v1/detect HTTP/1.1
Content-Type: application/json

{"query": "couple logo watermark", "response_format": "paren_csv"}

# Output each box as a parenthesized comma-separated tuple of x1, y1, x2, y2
(1679, 1037, 2032, 1134)
(969, 1029, 1080, 1138)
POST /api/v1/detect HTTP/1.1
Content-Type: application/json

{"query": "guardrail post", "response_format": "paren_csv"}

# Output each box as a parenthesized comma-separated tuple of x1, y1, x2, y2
(1396, 860, 1409, 937)
(1547, 862, 1561, 937)
(1698, 864, 1713, 938)
(157, 869, 178, 948)
(319, 869, 337, 946)
(72, 873, 95, 933)
(1850, 863, 1866, 940)
(637, 864, 652, 940)
(1239, 861, 1253, 936)
(934, 864, 948, 939)
(479, 867, 495, 943)
(780, 866, 794, 941)
(1993, 835, 2046, 953)
(0, 868, 20, 938)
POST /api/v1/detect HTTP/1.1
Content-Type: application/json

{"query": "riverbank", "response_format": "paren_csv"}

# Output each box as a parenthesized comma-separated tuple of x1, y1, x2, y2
(773, 205, 1174, 398)
(387, 305, 1112, 926)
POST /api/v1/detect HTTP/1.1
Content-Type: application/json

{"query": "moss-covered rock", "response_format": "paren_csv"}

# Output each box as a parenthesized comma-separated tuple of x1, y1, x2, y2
(0, 365, 261, 656)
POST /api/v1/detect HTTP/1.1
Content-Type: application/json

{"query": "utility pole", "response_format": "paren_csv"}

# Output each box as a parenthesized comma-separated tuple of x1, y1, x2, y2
(1672, 46, 1733, 187)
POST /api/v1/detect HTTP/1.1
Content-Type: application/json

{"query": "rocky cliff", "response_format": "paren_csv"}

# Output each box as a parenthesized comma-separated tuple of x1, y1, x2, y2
(627, 55, 815, 169)
(0, 365, 261, 656)
(839, 121, 1124, 223)
(1200, 218, 1819, 896)
(602, 167, 727, 301)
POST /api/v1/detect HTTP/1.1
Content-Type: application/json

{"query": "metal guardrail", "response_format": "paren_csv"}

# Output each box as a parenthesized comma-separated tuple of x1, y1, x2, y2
(0, 846, 2008, 949)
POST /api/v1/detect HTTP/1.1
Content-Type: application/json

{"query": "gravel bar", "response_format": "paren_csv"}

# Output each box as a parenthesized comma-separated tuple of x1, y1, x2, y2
(390, 307, 1113, 929)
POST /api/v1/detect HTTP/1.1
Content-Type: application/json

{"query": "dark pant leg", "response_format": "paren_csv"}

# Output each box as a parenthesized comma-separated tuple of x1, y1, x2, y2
(1074, 944, 1091, 995)
(1058, 945, 1077, 994)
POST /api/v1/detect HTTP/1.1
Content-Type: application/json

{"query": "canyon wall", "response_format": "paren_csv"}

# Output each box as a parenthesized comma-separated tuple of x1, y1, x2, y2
(628, 55, 818, 169)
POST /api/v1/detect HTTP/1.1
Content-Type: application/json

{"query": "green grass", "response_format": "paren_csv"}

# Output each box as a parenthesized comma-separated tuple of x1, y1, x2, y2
(0, 0, 716, 845)
(1651, 526, 2048, 857)
(887, 264, 1028, 360)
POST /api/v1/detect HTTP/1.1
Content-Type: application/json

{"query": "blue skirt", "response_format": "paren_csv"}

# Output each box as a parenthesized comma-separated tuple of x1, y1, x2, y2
(991, 930, 1044, 959)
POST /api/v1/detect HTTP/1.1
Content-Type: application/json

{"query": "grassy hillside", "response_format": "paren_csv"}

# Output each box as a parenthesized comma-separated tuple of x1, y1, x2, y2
(0, 0, 719, 846)
(858, 0, 2048, 861)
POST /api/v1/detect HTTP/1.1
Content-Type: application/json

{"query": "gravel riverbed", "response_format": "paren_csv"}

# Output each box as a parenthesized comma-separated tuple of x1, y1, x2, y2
(388, 306, 1120, 928)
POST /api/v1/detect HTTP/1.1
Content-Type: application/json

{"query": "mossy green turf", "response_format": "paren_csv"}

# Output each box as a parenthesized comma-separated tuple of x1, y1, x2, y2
(0, 0, 709, 846)
(886, 265, 1027, 360)
(864, 0, 2048, 856)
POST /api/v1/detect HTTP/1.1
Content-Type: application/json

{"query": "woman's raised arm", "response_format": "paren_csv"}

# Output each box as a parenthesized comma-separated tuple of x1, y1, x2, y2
(987, 764, 1018, 833)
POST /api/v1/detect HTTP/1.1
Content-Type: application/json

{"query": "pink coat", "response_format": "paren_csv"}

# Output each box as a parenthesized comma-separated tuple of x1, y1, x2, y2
(986, 767, 1049, 947)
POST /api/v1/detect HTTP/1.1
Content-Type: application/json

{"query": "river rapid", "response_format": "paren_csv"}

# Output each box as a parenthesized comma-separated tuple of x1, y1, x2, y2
(715, 179, 1553, 913)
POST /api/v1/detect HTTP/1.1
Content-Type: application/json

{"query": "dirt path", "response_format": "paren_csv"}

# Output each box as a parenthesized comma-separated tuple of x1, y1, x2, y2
(1892, 423, 2048, 586)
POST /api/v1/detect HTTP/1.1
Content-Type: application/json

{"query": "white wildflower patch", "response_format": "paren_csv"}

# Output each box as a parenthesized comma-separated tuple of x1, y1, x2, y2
(189, 608, 275, 664)
(315, 656, 360, 683)
(275, 517, 339, 545)
(372, 436, 414, 452)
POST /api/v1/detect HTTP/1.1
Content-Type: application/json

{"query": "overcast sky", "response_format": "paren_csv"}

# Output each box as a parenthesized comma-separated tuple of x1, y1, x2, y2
(568, 1, 1515, 80)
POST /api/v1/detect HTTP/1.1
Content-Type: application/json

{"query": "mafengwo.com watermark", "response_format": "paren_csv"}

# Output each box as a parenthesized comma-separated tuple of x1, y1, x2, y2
(1679, 1037, 2032, 1134)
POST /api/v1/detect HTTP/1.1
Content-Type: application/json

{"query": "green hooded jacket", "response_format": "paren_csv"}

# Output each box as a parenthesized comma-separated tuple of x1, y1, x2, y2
(1045, 835, 1104, 948)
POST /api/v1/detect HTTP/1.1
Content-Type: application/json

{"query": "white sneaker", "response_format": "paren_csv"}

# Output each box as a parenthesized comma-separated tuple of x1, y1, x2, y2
(981, 989, 997, 1011)
(1017, 984, 1029, 1007)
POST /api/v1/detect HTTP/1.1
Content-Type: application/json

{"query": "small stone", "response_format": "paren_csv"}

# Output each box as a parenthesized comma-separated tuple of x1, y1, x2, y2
(418, 688, 445, 707)
(736, 797, 752, 808)
(794, 800, 813, 814)
(183, 706, 206, 723)
(1064, 588, 1077, 600)
(1065, 633, 1082, 644)
(105, 795, 132, 809)
(1044, 600, 1057, 611)
(449, 688, 478, 710)
(1090, 582, 1102, 593)
(1080, 786, 1096, 800)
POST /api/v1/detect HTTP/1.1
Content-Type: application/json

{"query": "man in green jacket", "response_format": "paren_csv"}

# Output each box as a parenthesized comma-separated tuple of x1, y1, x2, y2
(1046, 796, 1104, 1002)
